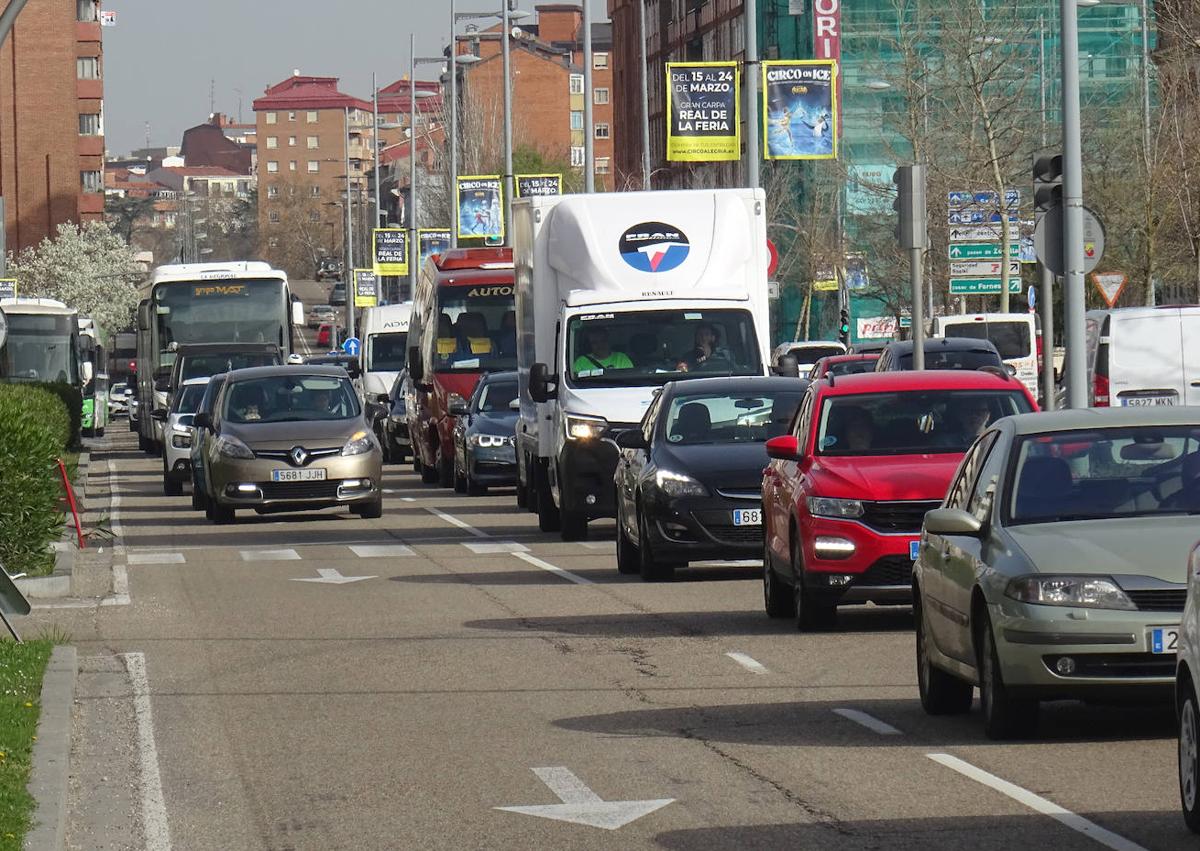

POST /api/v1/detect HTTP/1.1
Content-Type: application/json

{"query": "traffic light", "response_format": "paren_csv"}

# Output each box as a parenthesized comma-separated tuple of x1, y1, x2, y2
(1033, 153, 1063, 218)
(892, 164, 927, 250)
(838, 306, 851, 346)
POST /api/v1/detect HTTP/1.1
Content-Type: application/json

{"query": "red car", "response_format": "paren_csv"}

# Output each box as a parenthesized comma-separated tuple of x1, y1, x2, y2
(808, 353, 879, 380)
(316, 323, 334, 349)
(761, 370, 1037, 629)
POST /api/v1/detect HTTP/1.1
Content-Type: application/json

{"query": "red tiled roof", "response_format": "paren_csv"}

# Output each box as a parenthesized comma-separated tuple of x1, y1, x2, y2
(158, 166, 245, 177)
(253, 74, 372, 113)
(378, 79, 443, 114)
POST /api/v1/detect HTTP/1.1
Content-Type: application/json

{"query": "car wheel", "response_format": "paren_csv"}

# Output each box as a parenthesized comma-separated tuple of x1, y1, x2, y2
(209, 501, 235, 525)
(638, 509, 675, 582)
(355, 495, 384, 520)
(516, 475, 528, 509)
(420, 452, 439, 484)
(763, 536, 795, 619)
(190, 478, 206, 511)
(466, 474, 487, 497)
(137, 433, 149, 452)
(437, 451, 454, 488)
(412, 453, 423, 475)
(978, 612, 1039, 739)
(792, 535, 836, 631)
(453, 454, 468, 494)
(916, 596, 973, 715)
(615, 502, 640, 575)
(1181, 682, 1200, 833)
(163, 475, 183, 497)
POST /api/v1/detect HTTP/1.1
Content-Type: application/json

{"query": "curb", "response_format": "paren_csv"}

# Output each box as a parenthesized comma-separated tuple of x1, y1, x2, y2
(24, 645, 77, 851)
(14, 449, 92, 600)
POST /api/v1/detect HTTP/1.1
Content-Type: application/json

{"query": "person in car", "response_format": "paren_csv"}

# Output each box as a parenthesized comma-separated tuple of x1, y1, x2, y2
(231, 384, 267, 422)
(940, 398, 992, 445)
(839, 407, 875, 452)
(573, 327, 633, 374)
(676, 323, 732, 372)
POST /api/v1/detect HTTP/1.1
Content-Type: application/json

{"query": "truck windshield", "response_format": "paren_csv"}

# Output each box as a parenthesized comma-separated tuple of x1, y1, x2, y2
(153, 279, 288, 356)
(367, 332, 408, 372)
(0, 314, 79, 384)
(566, 309, 761, 387)
(433, 287, 516, 373)
(942, 321, 1031, 360)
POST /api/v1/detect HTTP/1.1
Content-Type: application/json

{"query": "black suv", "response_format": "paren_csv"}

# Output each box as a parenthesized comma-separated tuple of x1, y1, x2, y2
(316, 257, 343, 283)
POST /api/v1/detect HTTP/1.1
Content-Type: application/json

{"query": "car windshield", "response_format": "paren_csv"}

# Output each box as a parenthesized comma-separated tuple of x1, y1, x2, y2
(664, 390, 805, 445)
(896, 348, 1001, 370)
(942, 322, 1032, 360)
(566, 309, 762, 388)
(477, 380, 518, 413)
(111, 383, 126, 394)
(1008, 426, 1200, 525)
(366, 332, 407, 372)
(182, 352, 278, 380)
(222, 375, 360, 424)
(173, 383, 207, 414)
(817, 390, 1032, 455)
(432, 286, 516, 373)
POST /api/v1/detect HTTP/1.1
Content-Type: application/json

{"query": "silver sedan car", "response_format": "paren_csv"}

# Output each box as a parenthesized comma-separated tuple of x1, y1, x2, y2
(914, 407, 1200, 739)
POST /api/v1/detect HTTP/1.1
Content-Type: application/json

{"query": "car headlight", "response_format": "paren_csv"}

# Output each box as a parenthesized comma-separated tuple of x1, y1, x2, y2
(171, 427, 192, 448)
(806, 497, 865, 519)
(566, 414, 608, 441)
(215, 435, 254, 459)
(341, 430, 374, 456)
(655, 469, 708, 498)
(1005, 575, 1137, 610)
(468, 434, 511, 448)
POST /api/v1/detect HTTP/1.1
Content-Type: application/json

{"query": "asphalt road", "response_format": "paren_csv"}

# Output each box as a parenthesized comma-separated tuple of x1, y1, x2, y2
(29, 295, 1195, 850)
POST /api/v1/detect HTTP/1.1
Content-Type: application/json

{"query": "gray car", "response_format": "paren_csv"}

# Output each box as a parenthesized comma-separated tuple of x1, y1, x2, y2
(914, 407, 1200, 739)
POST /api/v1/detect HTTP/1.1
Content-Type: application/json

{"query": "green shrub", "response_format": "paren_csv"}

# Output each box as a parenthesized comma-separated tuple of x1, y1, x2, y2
(28, 382, 81, 450)
(0, 385, 67, 576)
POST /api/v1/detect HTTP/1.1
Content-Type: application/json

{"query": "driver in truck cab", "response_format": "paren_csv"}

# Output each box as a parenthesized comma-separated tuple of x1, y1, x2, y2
(675, 322, 732, 372)
(573, 327, 633, 375)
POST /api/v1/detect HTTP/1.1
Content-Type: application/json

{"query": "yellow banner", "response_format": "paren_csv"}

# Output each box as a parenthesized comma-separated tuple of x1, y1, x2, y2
(666, 62, 740, 162)
(353, 268, 379, 308)
(372, 229, 408, 276)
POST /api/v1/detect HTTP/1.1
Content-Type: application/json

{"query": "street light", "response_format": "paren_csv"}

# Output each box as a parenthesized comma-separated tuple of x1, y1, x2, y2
(410, 39, 447, 298)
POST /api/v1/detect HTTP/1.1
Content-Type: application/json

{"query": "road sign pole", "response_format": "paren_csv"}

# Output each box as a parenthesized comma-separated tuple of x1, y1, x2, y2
(1039, 263, 1056, 411)
(1060, 0, 1087, 408)
(910, 247, 925, 371)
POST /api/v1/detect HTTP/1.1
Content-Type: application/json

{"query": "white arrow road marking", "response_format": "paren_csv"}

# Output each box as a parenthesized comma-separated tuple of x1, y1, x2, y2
(495, 767, 674, 831)
(928, 753, 1147, 851)
(290, 568, 376, 585)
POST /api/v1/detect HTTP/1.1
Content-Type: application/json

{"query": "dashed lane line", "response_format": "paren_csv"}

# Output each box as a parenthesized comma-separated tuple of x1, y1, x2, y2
(725, 652, 770, 674)
(462, 541, 529, 555)
(424, 506, 489, 538)
(348, 544, 416, 558)
(127, 553, 186, 565)
(239, 548, 302, 562)
(512, 552, 593, 586)
(832, 707, 902, 736)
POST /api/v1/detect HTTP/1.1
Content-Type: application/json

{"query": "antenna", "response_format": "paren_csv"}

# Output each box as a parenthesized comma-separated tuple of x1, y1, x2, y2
(144, 121, 151, 151)
(209, 78, 215, 119)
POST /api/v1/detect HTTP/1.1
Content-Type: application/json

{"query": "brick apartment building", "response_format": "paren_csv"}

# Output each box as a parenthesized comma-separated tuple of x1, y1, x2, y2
(458, 4, 615, 190)
(253, 74, 375, 274)
(0, 0, 105, 254)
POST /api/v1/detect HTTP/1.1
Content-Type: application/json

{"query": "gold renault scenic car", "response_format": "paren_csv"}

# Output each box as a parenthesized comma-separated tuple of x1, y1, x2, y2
(196, 365, 383, 523)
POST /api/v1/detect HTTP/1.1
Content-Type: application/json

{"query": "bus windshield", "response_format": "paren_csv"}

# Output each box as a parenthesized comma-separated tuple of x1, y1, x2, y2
(366, 332, 408, 372)
(0, 314, 79, 384)
(432, 287, 516, 373)
(153, 279, 288, 360)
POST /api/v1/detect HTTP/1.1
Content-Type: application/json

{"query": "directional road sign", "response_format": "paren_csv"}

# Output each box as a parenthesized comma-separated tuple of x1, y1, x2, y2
(947, 189, 1021, 210)
(950, 260, 1021, 277)
(949, 225, 1004, 242)
(950, 278, 1024, 295)
(948, 243, 1020, 261)
(342, 337, 361, 357)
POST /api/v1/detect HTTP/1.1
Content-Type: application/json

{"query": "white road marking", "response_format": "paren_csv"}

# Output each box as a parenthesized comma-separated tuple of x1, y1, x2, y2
(127, 552, 186, 565)
(513, 552, 592, 585)
(239, 548, 302, 562)
(401, 497, 416, 502)
(833, 708, 902, 736)
(927, 753, 1147, 851)
(291, 568, 375, 585)
(463, 541, 529, 555)
(496, 766, 674, 831)
(725, 652, 769, 675)
(123, 653, 172, 851)
(424, 507, 489, 538)
(578, 541, 614, 550)
(100, 563, 132, 607)
(349, 544, 415, 558)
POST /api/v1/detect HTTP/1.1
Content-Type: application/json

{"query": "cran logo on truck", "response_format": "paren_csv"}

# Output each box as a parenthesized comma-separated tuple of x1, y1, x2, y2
(619, 222, 691, 273)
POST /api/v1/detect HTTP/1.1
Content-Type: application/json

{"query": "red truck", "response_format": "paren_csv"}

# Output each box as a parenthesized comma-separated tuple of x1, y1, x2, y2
(406, 248, 516, 486)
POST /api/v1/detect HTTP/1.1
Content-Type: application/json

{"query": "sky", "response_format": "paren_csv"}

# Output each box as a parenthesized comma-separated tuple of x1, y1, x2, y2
(102, 0, 609, 156)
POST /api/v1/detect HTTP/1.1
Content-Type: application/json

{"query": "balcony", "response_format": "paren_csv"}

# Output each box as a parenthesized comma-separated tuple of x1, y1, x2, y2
(78, 135, 104, 156)
(75, 21, 100, 43)
(78, 193, 104, 216)
(76, 78, 102, 100)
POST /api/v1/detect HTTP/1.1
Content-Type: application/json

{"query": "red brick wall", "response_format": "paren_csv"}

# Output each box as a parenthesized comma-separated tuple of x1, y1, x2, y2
(537, 6, 583, 43)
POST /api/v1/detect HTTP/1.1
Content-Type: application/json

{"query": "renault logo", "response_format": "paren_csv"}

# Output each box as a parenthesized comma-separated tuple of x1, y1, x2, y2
(290, 446, 309, 466)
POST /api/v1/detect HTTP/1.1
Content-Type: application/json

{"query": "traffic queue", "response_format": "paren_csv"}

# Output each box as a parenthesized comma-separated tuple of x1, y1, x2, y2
(119, 187, 1200, 829)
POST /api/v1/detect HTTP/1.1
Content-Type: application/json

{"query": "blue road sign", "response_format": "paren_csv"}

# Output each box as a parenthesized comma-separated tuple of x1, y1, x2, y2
(1027, 286, 1037, 309)
(342, 337, 361, 357)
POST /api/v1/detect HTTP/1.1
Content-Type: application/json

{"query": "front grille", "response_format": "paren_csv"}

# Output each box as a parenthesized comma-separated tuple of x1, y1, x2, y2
(254, 447, 341, 466)
(1042, 653, 1175, 679)
(715, 488, 762, 501)
(1126, 589, 1188, 612)
(860, 500, 941, 534)
(704, 525, 764, 545)
(258, 481, 342, 500)
(856, 555, 913, 587)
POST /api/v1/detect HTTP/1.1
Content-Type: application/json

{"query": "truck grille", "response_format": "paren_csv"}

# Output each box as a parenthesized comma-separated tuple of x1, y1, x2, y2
(860, 500, 940, 534)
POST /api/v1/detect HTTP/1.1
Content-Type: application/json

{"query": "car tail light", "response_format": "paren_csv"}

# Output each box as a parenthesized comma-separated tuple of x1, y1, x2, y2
(1094, 372, 1110, 407)
(1035, 331, 1044, 373)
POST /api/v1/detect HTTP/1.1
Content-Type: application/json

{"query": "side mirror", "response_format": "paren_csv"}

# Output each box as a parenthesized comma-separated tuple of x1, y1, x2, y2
(509, 398, 521, 411)
(774, 355, 800, 378)
(193, 411, 212, 430)
(408, 345, 424, 382)
(616, 430, 649, 450)
(923, 507, 983, 537)
(151, 408, 168, 421)
(377, 393, 391, 406)
(344, 357, 362, 380)
(448, 394, 470, 416)
(765, 434, 801, 461)
(81, 361, 95, 384)
(529, 362, 557, 403)
(292, 300, 305, 326)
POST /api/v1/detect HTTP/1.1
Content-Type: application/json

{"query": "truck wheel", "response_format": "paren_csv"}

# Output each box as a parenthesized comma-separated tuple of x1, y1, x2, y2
(536, 465, 561, 532)
(560, 509, 588, 541)
(163, 476, 183, 497)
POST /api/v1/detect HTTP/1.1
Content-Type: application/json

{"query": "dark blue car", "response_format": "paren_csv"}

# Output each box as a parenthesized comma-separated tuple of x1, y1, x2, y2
(451, 371, 518, 495)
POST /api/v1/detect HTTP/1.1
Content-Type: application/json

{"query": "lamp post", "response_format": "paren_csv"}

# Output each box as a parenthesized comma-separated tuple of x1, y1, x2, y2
(583, 0, 595, 191)
(410, 43, 447, 298)
(343, 105, 356, 343)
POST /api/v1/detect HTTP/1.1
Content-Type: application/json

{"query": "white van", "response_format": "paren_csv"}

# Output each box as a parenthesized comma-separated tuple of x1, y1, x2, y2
(932, 313, 1038, 397)
(359, 302, 412, 403)
(771, 340, 845, 374)
(1085, 306, 1200, 407)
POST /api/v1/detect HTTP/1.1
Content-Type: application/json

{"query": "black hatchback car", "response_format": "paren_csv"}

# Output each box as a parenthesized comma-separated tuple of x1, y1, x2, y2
(450, 371, 518, 495)
(874, 337, 1005, 372)
(614, 376, 808, 581)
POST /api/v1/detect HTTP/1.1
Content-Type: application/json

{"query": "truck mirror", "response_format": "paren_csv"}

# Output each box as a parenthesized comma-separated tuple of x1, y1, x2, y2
(775, 355, 799, 378)
(529, 362, 557, 403)
(407, 346, 424, 382)
(292, 300, 306, 326)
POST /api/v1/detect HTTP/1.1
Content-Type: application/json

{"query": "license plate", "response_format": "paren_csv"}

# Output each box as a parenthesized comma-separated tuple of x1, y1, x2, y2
(1122, 395, 1177, 407)
(271, 468, 327, 482)
(1151, 627, 1180, 654)
(910, 540, 921, 560)
(732, 508, 761, 526)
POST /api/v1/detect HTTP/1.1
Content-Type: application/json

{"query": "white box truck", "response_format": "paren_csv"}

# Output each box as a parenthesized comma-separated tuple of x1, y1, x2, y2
(359, 302, 412, 403)
(514, 188, 773, 541)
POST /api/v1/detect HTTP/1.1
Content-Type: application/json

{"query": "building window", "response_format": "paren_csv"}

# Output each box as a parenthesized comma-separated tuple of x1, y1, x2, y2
(310, 185, 321, 197)
(569, 74, 584, 94)
(266, 161, 279, 173)
(570, 111, 584, 130)
(307, 161, 319, 173)
(594, 123, 610, 139)
(307, 111, 319, 123)
(309, 211, 322, 223)
(289, 160, 297, 171)
(306, 136, 319, 149)
(76, 0, 96, 22)
(78, 113, 101, 135)
(269, 211, 281, 223)
(593, 52, 609, 70)
(288, 136, 297, 147)
(267, 185, 279, 198)
(77, 57, 100, 79)
(570, 146, 585, 167)
(594, 87, 609, 104)
(80, 170, 102, 192)
(595, 157, 610, 175)
(266, 136, 278, 149)
(288, 111, 297, 122)
(266, 112, 277, 125)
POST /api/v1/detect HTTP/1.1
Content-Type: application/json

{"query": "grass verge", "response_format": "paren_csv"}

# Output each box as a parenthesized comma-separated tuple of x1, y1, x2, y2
(0, 640, 54, 850)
